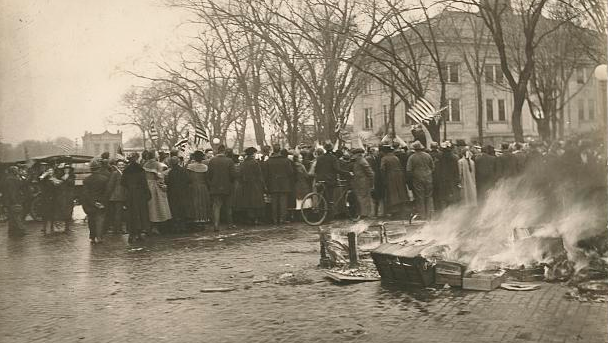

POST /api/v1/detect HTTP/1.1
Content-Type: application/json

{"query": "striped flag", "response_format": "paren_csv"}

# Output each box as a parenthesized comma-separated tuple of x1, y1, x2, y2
(406, 98, 446, 124)
(194, 123, 208, 145)
(269, 110, 281, 127)
(58, 143, 72, 154)
(174, 138, 189, 152)
(150, 121, 159, 142)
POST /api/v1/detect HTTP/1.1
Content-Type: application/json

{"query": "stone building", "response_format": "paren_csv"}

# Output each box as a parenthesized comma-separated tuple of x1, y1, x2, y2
(82, 130, 123, 158)
(351, 7, 603, 146)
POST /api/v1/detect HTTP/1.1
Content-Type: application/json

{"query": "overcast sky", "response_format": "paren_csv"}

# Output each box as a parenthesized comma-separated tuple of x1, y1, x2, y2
(0, 0, 190, 144)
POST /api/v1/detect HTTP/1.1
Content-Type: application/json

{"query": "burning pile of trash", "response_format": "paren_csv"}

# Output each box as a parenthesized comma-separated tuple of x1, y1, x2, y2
(369, 168, 608, 294)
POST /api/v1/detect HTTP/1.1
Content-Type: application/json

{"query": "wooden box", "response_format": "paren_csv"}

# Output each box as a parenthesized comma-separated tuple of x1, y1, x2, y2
(462, 270, 506, 291)
(371, 242, 435, 287)
(435, 261, 466, 287)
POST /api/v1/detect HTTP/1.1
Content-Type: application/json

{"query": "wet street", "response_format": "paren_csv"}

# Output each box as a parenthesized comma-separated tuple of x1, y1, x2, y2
(1, 217, 607, 343)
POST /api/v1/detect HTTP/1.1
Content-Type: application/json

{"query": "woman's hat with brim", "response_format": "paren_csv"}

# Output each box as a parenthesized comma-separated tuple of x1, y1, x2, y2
(350, 148, 365, 154)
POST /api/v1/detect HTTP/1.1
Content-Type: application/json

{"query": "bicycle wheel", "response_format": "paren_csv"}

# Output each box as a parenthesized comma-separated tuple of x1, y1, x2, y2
(300, 192, 328, 226)
(345, 190, 360, 222)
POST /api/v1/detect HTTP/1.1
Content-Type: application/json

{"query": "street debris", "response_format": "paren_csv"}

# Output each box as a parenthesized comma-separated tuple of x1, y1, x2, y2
(128, 248, 144, 252)
(200, 287, 236, 293)
(500, 282, 541, 291)
(252, 276, 269, 283)
(166, 296, 195, 301)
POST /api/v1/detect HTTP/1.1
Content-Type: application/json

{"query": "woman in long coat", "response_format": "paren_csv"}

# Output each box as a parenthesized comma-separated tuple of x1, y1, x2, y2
(121, 153, 151, 243)
(351, 148, 374, 218)
(38, 164, 57, 233)
(380, 145, 409, 216)
(142, 150, 172, 231)
(236, 147, 265, 224)
(187, 151, 211, 225)
(458, 148, 477, 207)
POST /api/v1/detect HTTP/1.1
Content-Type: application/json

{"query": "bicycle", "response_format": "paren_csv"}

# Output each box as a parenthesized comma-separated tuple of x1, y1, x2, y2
(300, 179, 360, 226)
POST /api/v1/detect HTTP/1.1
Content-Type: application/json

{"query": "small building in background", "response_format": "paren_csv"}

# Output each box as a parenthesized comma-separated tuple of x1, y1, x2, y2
(82, 130, 123, 158)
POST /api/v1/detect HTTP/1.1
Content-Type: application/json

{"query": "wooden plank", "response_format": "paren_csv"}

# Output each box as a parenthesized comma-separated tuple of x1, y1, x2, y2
(324, 271, 380, 283)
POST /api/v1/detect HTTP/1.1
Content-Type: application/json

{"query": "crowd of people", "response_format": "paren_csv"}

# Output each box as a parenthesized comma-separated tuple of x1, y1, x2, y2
(1, 135, 605, 244)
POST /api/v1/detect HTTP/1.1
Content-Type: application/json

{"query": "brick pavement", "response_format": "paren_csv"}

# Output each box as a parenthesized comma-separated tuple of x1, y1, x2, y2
(0, 220, 606, 343)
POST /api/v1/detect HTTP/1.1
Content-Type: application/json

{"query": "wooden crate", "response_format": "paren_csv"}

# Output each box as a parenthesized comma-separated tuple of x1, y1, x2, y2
(463, 270, 506, 291)
(371, 242, 435, 287)
(435, 261, 466, 287)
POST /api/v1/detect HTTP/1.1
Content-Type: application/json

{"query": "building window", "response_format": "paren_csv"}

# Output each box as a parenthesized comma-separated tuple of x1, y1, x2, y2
(578, 99, 585, 121)
(498, 99, 506, 121)
(382, 83, 388, 92)
(486, 99, 494, 122)
(577, 68, 585, 84)
(588, 99, 595, 120)
(485, 65, 503, 84)
(364, 108, 373, 129)
(441, 63, 459, 83)
(447, 98, 461, 122)
(94, 143, 100, 155)
(364, 81, 373, 94)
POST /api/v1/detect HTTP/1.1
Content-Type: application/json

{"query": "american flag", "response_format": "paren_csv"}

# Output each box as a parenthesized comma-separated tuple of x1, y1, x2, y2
(174, 138, 189, 152)
(58, 143, 72, 154)
(406, 98, 446, 124)
(150, 121, 159, 142)
(194, 123, 208, 145)
(269, 110, 281, 127)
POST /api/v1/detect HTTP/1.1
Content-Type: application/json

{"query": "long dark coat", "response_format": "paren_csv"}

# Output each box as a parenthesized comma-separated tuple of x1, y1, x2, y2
(496, 152, 518, 179)
(82, 171, 109, 215)
(236, 157, 265, 209)
(366, 154, 383, 201)
(121, 163, 151, 234)
(207, 154, 236, 196)
(351, 156, 374, 217)
(166, 164, 191, 220)
(475, 153, 497, 198)
(265, 154, 293, 193)
(315, 153, 348, 186)
(380, 153, 409, 212)
(38, 175, 57, 221)
(434, 151, 460, 205)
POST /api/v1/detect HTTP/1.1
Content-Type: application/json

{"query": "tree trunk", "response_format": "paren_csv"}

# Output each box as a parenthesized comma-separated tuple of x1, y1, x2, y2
(440, 81, 447, 141)
(476, 81, 484, 145)
(390, 89, 396, 138)
(512, 94, 525, 142)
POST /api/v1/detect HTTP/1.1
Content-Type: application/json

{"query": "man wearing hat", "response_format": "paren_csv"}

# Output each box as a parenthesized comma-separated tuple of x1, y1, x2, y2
(313, 142, 352, 222)
(350, 148, 374, 218)
(406, 141, 435, 220)
(1, 166, 26, 236)
(82, 159, 110, 243)
(475, 145, 498, 203)
(236, 147, 266, 224)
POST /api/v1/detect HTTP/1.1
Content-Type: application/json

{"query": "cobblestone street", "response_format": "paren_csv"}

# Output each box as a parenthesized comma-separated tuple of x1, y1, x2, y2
(0, 218, 607, 343)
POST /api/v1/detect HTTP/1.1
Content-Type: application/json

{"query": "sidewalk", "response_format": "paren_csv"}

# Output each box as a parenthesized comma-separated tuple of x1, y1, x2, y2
(0, 221, 606, 343)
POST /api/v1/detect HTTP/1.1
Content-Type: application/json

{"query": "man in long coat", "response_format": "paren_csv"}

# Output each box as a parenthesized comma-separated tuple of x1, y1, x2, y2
(121, 153, 151, 243)
(166, 156, 191, 232)
(265, 145, 294, 225)
(237, 147, 265, 224)
(314, 143, 351, 221)
(380, 145, 409, 216)
(82, 159, 109, 244)
(350, 148, 374, 218)
(434, 142, 460, 212)
(406, 141, 435, 220)
(207, 145, 237, 231)
(475, 145, 497, 203)
(1, 166, 26, 236)
(496, 143, 518, 179)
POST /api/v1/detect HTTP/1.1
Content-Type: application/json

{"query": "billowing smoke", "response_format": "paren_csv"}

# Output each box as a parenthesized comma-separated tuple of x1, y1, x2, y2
(410, 154, 607, 272)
